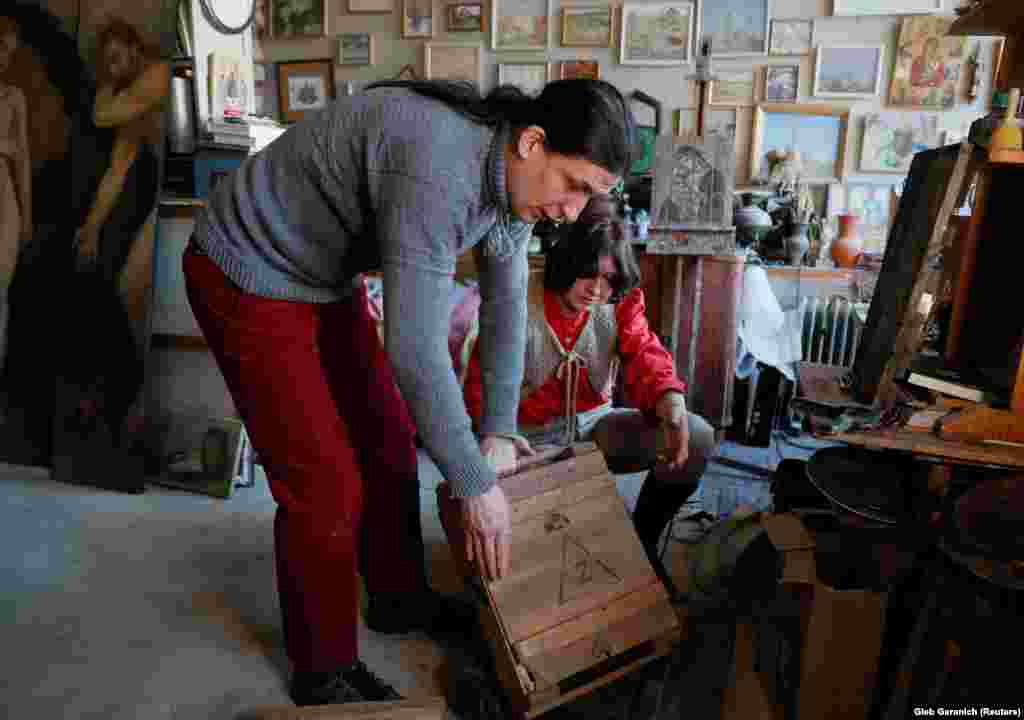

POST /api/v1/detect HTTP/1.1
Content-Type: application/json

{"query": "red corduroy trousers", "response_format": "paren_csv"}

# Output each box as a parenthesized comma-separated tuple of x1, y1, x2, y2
(183, 244, 425, 673)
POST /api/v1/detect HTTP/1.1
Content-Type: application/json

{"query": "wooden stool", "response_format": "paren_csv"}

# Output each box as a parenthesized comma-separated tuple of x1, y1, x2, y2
(437, 443, 682, 719)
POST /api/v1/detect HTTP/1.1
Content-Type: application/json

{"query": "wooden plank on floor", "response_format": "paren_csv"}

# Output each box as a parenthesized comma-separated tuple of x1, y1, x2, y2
(246, 697, 446, 719)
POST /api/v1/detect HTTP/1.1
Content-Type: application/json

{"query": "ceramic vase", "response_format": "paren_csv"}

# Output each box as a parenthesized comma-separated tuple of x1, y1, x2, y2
(831, 213, 864, 268)
(734, 196, 773, 249)
(785, 222, 810, 266)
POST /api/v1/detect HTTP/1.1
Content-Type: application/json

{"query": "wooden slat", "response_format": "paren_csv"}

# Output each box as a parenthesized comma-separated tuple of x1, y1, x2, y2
(833, 428, 1024, 469)
(495, 520, 658, 640)
(522, 631, 679, 719)
(515, 582, 670, 659)
(508, 476, 617, 527)
(499, 444, 606, 502)
(246, 697, 446, 719)
(519, 597, 678, 689)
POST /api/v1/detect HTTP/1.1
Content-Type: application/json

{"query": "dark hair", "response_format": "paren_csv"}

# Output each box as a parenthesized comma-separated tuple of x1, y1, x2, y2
(543, 200, 641, 303)
(364, 78, 636, 176)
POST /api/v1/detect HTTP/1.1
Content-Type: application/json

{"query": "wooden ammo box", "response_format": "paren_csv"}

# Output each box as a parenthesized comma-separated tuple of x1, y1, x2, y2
(437, 443, 681, 718)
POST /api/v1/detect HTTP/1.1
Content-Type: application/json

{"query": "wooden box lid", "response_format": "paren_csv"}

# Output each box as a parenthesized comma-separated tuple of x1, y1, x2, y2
(438, 444, 678, 696)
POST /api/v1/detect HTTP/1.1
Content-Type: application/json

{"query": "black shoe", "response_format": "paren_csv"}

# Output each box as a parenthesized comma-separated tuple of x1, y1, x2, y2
(291, 660, 402, 706)
(365, 588, 477, 638)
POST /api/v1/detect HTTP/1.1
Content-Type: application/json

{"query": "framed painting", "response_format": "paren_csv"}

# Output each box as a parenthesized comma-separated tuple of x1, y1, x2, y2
(769, 18, 812, 56)
(751, 103, 849, 184)
(13, 2, 179, 487)
(766, 64, 799, 101)
(348, 0, 395, 13)
(833, 0, 942, 15)
(710, 69, 756, 106)
(270, 0, 327, 36)
(402, 0, 435, 37)
(498, 62, 551, 95)
(702, 0, 769, 57)
(705, 107, 738, 137)
(619, 1, 694, 66)
(860, 112, 939, 173)
(888, 16, 966, 110)
(337, 33, 373, 65)
(492, 0, 551, 51)
(424, 42, 482, 85)
(813, 44, 884, 99)
(277, 59, 335, 123)
(254, 61, 279, 117)
(447, 2, 485, 31)
(559, 59, 600, 80)
(560, 6, 613, 47)
(674, 108, 697, 135)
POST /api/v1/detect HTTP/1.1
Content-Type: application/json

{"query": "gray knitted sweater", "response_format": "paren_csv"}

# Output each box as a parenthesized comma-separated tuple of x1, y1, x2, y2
(194, 88, 531, 498)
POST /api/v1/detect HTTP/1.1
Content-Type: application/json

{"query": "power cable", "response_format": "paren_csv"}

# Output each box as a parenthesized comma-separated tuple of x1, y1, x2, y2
(197, 0, 255, 34)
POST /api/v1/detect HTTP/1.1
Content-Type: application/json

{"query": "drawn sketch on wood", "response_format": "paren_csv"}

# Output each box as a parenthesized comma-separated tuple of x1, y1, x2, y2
(651, 133, 735, 229)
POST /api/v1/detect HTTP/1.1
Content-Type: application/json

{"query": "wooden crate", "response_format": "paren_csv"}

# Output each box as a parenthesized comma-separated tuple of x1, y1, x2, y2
(437, 443, 681, 718)
(246, 697, 446, 719)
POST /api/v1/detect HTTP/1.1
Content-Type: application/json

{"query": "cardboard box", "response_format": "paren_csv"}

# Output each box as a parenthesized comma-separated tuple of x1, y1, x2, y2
(722, 513, 884, 720)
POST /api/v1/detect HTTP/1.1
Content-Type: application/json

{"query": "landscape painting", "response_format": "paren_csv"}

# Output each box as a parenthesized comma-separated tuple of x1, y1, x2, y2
(860, 112, 939, 173)
(560, 6, 612, 47)
(813, 45, 884, 98)
(492, 0, 550, 50)
(766, 65, 798, 101)
(769, 18, 811, 55)
(711, 69, 756, 105)
(755, 107, 847, 183)
(702, 0, 769, 57)
(620, 1, 693, 65)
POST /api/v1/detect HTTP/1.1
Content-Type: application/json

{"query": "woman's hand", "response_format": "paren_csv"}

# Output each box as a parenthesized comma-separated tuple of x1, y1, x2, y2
(656, 392, 690, 469)
(462, 484, 512, 581)
(478, 433, 535, 477)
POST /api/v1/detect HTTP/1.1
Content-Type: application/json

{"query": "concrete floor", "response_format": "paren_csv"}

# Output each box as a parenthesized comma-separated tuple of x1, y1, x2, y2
(0, 436, 821, 719)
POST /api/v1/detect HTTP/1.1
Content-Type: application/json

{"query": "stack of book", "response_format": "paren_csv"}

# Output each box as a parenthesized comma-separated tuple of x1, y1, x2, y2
(202, 118, 254, 151)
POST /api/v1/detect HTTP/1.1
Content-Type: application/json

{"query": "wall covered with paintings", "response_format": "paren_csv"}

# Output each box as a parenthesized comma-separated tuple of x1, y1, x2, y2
(257, 0, 996, 201)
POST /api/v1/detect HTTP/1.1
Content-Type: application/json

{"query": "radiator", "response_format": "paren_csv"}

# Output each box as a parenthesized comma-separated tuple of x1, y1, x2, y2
(799, 296, 861, 368)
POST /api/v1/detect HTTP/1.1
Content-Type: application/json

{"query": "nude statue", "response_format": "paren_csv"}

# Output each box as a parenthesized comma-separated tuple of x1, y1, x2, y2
(0, 16, 31, 389)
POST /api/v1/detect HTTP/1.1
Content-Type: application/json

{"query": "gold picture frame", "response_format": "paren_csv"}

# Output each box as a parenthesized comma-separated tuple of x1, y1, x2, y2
(559, 59, 600, 80)
(446, 2, 485, 31)
(347, 0, 395, 14)
(750, 103, 849, 184)
(277, 59, 335, 124)
(560, 6, 612, 47)
(423, 42, 483, 85)
(402, 0, 435, 38)
(270, 0, 329, 35)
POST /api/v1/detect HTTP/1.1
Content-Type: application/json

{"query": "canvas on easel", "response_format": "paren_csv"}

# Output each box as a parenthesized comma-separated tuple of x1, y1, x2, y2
(850, 142, 978, 405)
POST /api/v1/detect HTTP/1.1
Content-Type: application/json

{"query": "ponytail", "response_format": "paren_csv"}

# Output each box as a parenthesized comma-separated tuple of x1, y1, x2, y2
(365, 78, 635, 176)
(364, 79, 535, 127)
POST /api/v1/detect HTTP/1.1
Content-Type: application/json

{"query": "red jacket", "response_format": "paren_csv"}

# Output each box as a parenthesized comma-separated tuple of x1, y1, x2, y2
(463, 287, 686, 428)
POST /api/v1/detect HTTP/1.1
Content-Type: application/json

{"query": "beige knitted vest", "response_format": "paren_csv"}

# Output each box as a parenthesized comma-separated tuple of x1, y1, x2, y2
(522, 274, 620, 424)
